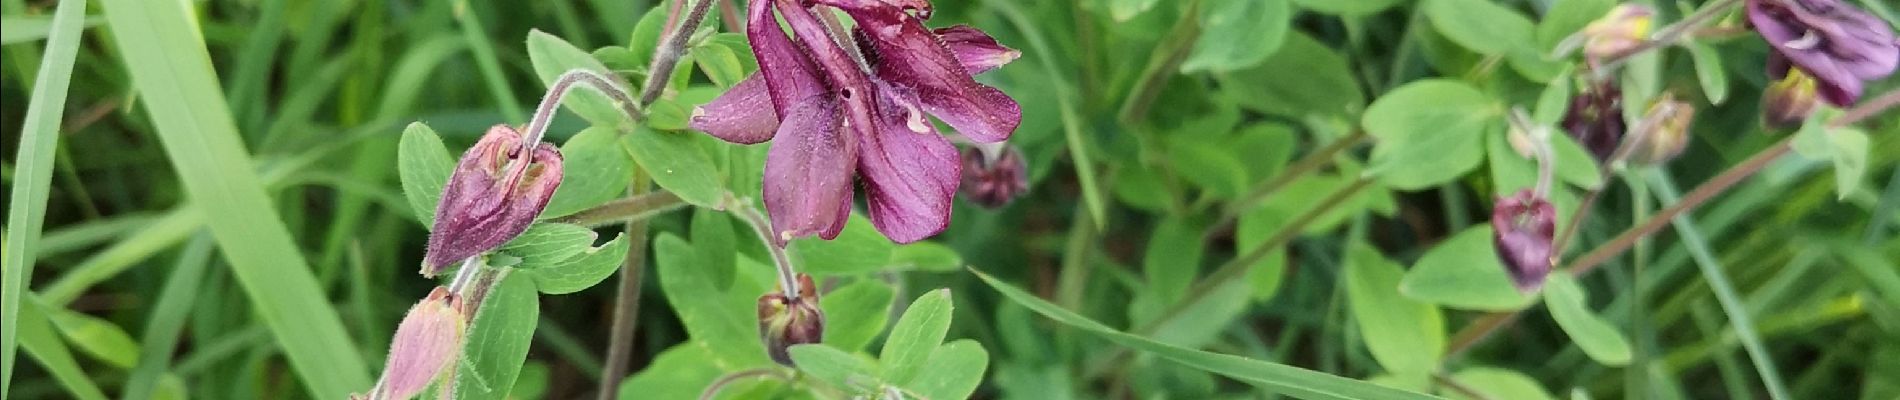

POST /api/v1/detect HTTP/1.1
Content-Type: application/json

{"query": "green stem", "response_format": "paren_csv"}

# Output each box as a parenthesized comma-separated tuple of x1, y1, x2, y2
(1206, 131, 1368, 240)
(556, 191, 689, 227)
(1117, 0, 1202, 123)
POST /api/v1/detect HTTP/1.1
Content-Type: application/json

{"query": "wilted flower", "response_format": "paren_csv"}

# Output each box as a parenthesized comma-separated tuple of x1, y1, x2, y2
(690, 0, 1022, 244)
(373, 287, 465, 400)
(1746, 0, 1899, 106)
(1561, 80, 1626, 161)
(758, 274, 825, 366)
(1581, 4, 1656, 61)
(1493, 190, 1556, 293)
(1762, 53, 1823, 128)
(421, 125, 564, 276)
(959, 144, 1029, 208)
(1628, 94, 1695, 165)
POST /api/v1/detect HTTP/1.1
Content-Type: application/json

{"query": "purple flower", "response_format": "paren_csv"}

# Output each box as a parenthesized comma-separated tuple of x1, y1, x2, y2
(373, 287, 465, 400)
(1561, 80, 1625, 162)
(960, 144, 1030, 208)
(757, 274, 824, 366)
(422, 125, 564, 275)
(1762, 53, 1823, 128)
(1492, 190, 1556, 293)
(690, 0, 1022, 244)
(1747, 0, 1899, 106)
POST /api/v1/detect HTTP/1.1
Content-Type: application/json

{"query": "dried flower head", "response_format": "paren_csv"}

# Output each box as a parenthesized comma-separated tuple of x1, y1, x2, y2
(421, 125, 564, 276)
(1493, 190, 1556, 293)
(959, 144, 1030, 208)
(1628, 94, 1696, 165)
(757, 274, 825, 366)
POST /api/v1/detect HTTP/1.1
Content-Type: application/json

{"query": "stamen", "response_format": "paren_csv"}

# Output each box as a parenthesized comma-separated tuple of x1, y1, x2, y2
(1783, 30, 1821, 50)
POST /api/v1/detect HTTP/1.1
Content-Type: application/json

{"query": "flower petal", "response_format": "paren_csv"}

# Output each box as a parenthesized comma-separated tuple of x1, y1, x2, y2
(691, 73, 779, 144)
(934, 25, 1021, 75)
(423, 126, 564, 274)
(748, 0, 831, 115)
(763, 94, 857, 243)
(822, 0, 1022, 142)
(857, 82, 960, 243)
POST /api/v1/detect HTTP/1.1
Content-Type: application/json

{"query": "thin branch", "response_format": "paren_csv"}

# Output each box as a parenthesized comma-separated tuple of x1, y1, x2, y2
(727, 194, 804, 300)
(1596, 0, 1742, 69)
(524, 70, 643, 145)
(639, 0, 718, 105)
(597, 175, 655, 400)
(698, 369, 790, 400)
(1205, 131, 1369, 241)
(556, 191, 690, 227)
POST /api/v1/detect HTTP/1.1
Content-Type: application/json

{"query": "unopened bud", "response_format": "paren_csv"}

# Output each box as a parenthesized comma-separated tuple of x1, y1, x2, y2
(1492, 190, 1555, 293)
(758, 274, 824, 366)
(1581, 4, 1655, 61)
(959, 145, 1029, 208)
(1761, 63, 1821, 130)
(422, 125, 564, 276)
(375, 287, 465, 400)
(1627, 95, 1695, 165)
(1561, 80, 1626, 162)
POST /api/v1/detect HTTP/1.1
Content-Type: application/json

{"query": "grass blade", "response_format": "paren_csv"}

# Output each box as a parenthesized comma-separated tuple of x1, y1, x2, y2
(123, 234, 214, 400)
(96, 0, 372, 397)
(1, 0, 90, 394)
(1642, 169, 1791, 400)
(16, 299, 108, 400)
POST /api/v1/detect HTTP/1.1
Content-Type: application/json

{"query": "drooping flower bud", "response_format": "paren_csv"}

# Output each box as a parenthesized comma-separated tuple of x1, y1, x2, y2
(757, 274, 824, 366)
(1492, 190, 1556, 293)
(1761, 54, 1823, 129)
(1581, 4, 1656, 61)
(421, 125, 564, 276)
(959, 144, 1030, 208)
(1627, 94, 1695, 165)
(375, 287, 466, 400)
(1746, 0, 1898, 106)
(1561, 80, 1626, 161)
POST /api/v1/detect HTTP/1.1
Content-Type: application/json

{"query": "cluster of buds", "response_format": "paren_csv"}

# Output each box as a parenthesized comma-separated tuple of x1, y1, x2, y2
(362, 288, 466, 400)
(1492, 190, 1557, 293)
(958, 144, 1030, 208)
(757, 274, 825, 366)
(421, 125, 565, 275)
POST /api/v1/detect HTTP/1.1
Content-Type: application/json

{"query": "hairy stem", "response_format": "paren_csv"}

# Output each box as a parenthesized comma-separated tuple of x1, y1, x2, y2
(639, 0, 717, 105)
(524, 69, 643, 145)
(728, 194, 803, 300)
(597, 174, 653, 400)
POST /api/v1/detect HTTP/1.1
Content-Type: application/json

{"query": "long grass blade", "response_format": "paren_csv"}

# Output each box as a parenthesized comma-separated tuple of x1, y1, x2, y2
(16, 299, 108, 400)
(1, 0, 90, 394)
(96, 0, 372, 397)
(122, 234, 213, 400)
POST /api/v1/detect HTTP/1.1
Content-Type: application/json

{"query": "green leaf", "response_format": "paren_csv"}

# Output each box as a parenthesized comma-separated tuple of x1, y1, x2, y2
(881, 289, 955, 384)
(626, 7, 669, 67)
(17, 300, 109, 400)
(791, 344, 881, 392)
(1144, 217, 1206, 303)
(0, 15, 101, 45)
(1362, 79, 1496, 190)
(45, 307, 140, 369)
(1543, 274, 1632, 365)
(1109, 0, 1163, 21)
(899, 340, 989, 400)
(1217, 32, 1364, 119)
(1168, 141, 1251, 198)
(1684, 42, 1729, 104)
(617, 344, 738, 400)
(624, 128, 726, 208)
(690, 43, 746, 88)
(398, 122, 456, 228)
(99, 0, 373, 395)
(527, 29, 631, 129)
(1445, 367, 1556, 400)
(542, 127, 635, 218)
(888, 241, 965, 272)
(520, 232, 629, 295)
(654, 233, 772, 366)
(2, 0, 89, 389)
(1828, 128, 1869, 199)
(1488, 125, 1603, 194)
(792, 215, 897, 275)
(1240, 208, 1291, 303)
(1344, 244, 1446, 373)
(645, 98, 692, 131)
(499, 223, 596, 267)
(1289, 0, 1405, 15)
(1424, 0, 1533, 55)
(821, 280, 896, 352)
(973, 269, 1444, 400)
(1181, 0, 1290, 73)
(1400, 226, 1534, 311)
(455, 271, 540, 400)
(1535, 0, 1614, 52)
(1533, 66, 1576, 126)
(692, 209, 740, 290)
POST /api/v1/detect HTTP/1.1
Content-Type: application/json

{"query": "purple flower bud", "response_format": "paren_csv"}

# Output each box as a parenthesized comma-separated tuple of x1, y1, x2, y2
(1628, 94, 1696, 165)
(758, 274, 825, 366)
(1762, 54, 1823, 129)
(1746, 0, 1899, 106)
(1581, 4, 1656, 61)
(959, 145, 1029, 208)
(1561, 80, 1626, 162)
(422, 125, 564, 276)
(1492, 190, 1556, 293)
(375, 287, 465, 400)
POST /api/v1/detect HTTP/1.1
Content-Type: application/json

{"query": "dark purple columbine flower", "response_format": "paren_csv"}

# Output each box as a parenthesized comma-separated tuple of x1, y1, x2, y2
(959, 144, 1029, 208)
(757, 274, 824, 366)
(1747, 0, 1899, 106)
(421, 125, 564, 276)
(1561, 80, 1625, 162)
(690, 0, 1022, 244)
(1492, 190, 1556, 293)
